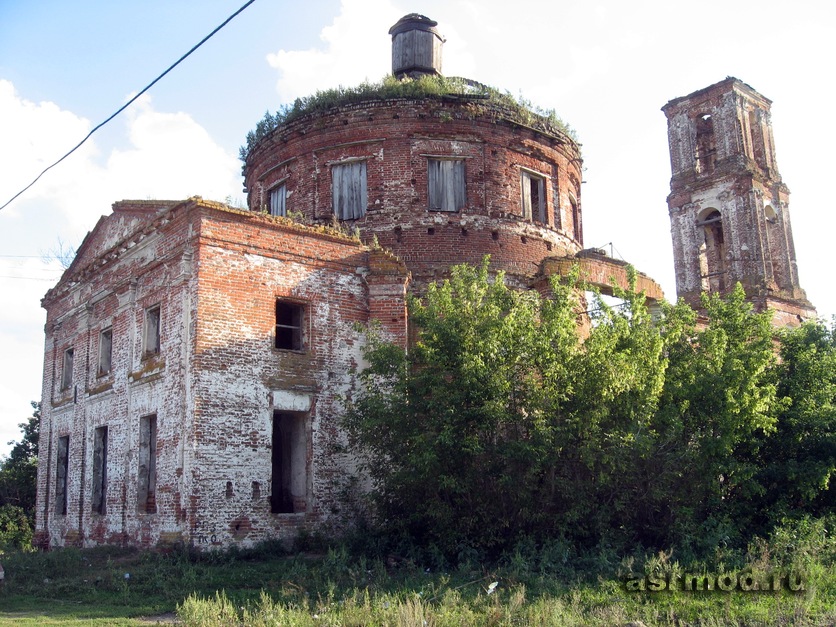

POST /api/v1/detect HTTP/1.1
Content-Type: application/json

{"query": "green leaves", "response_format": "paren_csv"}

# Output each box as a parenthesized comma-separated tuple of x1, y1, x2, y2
(345, 262, 836, 558)
(0, 401, 39, 520)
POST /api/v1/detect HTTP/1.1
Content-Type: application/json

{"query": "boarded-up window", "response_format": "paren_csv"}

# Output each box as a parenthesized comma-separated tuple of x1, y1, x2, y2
(55, 435, 69, 515)
(61, 348, 74, 390)
(269, 184, 287, 217)
(98, 328, 113, 376)
(332, 161, 367, 220)
(275, 301, 303, 351)
(92, 426, 108, 514)
(138, 415, 157, 514)
(521, 170, 546, 222)
(271, 412, 307, 514)
(143, 305, 160, 357)
(428, 159, 466, 211)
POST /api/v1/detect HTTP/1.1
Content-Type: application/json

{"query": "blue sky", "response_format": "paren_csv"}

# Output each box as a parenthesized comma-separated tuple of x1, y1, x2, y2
(1, 0, 834, 454)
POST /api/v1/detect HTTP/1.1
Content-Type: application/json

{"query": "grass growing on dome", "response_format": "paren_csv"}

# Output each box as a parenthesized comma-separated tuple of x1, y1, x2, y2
(240, 74, 578, 162)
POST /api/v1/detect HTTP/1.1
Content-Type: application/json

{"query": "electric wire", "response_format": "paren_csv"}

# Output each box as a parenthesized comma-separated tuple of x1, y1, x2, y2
(0, 0, 258, 212)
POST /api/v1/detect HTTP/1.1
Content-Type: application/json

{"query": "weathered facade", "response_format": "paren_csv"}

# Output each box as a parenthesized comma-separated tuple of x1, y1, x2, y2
(36, 198, 409, 549)
(39, 17, 819, 552)
(663, 77, 815, 325)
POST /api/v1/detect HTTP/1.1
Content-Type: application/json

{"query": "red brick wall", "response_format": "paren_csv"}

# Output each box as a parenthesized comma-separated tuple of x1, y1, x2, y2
(243, 98, 584, 285)
(37, 199, 409, 550)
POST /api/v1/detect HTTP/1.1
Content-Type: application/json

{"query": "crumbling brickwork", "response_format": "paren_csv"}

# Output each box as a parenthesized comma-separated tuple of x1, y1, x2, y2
(242, 97, 584, 290)
(36, 198, 408, 550)
(36, 70, 658, 553)
(663, 78, 815, 324)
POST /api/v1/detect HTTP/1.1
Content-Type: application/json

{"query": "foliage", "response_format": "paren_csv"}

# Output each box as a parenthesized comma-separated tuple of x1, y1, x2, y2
(344, 259, 673, 555)
(0, 401, 40, 521)
(632, 287, 781, 552)
(345, 260, 571, 553)
(755, 321, 836, 523)
(0, 504, 33, 554)
(2, 533, 836, 626)
(345, 260, 835, 560)
(239, 74, 577, 163)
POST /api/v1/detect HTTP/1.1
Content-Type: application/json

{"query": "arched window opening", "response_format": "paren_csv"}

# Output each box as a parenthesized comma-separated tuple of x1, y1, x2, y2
(764, 204, 786, 288)
(569, 194, 581, 243)
(695, 113, 716, 175)
(748, 110, 768, 170)
(697, 209, 726, 293)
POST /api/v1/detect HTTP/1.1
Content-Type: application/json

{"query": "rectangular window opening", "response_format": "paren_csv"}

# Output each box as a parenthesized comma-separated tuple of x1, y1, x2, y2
(143, 305, 161, 358)
(138, 415, 157, 514)
(98, 328, 113, 376)
(521, 170, 546, 222)
(55, 435, 69, 515)
(271, 412, 307, 514)
(428, 159, 466, 211)
(61, 348, 74, 390)
(275, 301, 304, 351)
(269, 183, 287, 217)
(92, 426, 108, 514)
(332, 161, 367, 220)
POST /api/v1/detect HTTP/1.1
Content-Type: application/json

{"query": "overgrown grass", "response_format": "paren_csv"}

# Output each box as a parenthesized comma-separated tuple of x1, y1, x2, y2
(1, 519, 835, 625)
(240, 74, 578, 163)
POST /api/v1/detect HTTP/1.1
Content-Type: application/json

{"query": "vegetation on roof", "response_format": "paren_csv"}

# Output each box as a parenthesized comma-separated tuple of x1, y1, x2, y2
(239, 74, 578, 163)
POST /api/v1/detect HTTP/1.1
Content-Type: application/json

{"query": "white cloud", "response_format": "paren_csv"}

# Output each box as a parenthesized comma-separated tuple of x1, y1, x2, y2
(0, 258, 57, 457)
(1, 85, 243, 236)
(105, 94, 242, 205)
(0, 80, 98, 219)
(266, 0, 399, 102)
(0, 82, 244, 457)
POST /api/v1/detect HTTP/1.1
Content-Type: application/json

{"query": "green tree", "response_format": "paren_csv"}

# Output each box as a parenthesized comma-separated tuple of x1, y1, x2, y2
(345, 261, 676, 555)
(345, 264, 820, 559)
(0, 401, 40, 518)
(634, 287, 780, 550)
(345, 261, 578, 554)
(755, 320, 836, 522)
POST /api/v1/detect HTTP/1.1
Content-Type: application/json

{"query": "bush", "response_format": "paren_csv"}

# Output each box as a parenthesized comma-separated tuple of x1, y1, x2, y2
(0, 503, 33, 554)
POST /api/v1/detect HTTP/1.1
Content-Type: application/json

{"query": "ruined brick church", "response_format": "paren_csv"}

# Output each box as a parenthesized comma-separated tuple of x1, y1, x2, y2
(34, 15, 814, 550)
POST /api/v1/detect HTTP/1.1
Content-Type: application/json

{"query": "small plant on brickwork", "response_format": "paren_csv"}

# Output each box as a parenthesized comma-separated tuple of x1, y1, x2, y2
(285, 209, 307, 224)
(239, 74, 578, 163)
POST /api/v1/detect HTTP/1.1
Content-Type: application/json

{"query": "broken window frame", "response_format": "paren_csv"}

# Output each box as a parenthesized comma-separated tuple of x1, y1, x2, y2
(92, 426, 108, 515)
(143, 305, 161, 359)
(270, 412, 308, 514)
(55, 435, 69, 515)
(331, 160, 367, 220)
(97, 327, 113, 377)
(269, 182, 287, 217)
(61, 347, 74, 390)
(137, 414, 157, 514)
(275, 300, 304, 351)
(427, 158, 466, 212)
(521, 169, 546, 223)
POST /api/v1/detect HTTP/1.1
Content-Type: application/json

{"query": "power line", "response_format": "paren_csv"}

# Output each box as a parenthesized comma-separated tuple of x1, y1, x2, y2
(0, 0, 258, 212)
(0, 276, 60, 282)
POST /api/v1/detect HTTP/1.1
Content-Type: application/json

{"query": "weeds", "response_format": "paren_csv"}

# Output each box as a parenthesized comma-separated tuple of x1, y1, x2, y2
(1, 521, 836, 626)
(239, 74, 578, 164)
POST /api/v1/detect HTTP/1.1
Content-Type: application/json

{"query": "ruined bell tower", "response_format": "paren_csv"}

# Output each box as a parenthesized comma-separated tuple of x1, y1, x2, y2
(663, 77, 815, 326)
